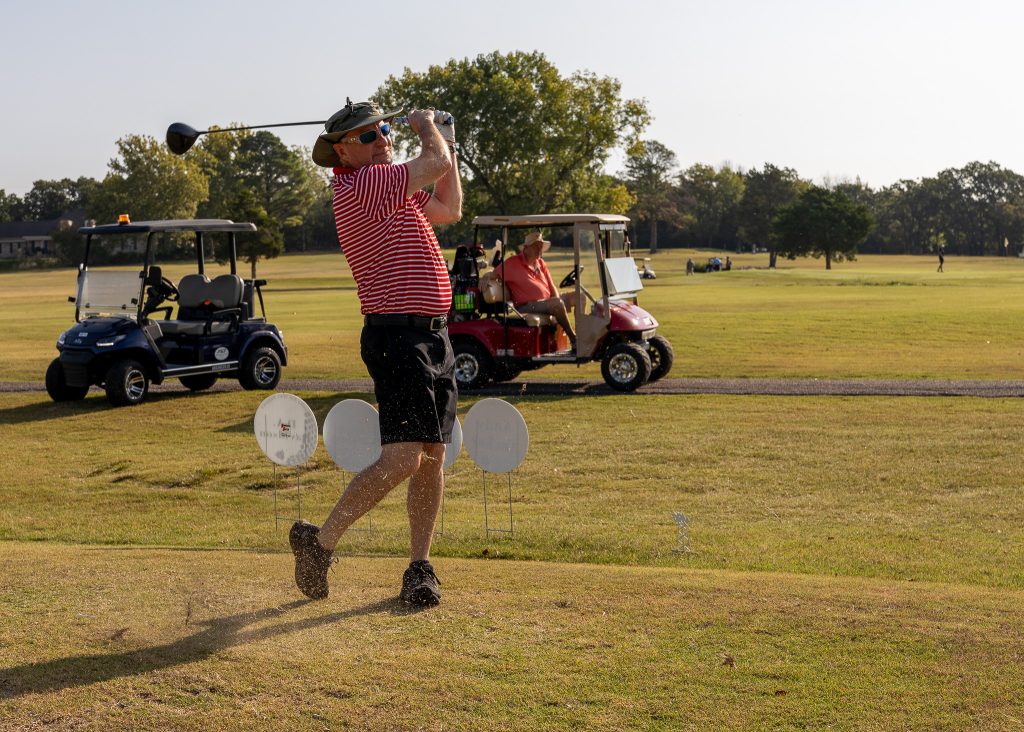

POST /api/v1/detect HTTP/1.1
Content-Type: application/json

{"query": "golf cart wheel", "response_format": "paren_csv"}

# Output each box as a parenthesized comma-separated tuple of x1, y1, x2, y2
(240, 347, 282, 390)
(601, 342, 652, 392)
(646, 335, 675, 382)
(179, 373, 218, 392)
(105, 359, 150, 406)
(45, 358, 89, 402)
(452, 340, 491, 390)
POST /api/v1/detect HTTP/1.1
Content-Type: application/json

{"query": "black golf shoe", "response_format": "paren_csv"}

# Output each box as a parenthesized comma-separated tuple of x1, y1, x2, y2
(400, 560, 442, 607)
(289, 521, 334, 600)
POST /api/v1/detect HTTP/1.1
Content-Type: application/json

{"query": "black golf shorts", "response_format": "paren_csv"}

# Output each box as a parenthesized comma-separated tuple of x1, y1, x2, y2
(360, 324, 458, 445)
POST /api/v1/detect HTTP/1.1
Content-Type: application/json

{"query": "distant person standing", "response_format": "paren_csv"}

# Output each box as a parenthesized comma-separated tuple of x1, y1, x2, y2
(686, 258, 694, 276)
(937, 250, 945, 273)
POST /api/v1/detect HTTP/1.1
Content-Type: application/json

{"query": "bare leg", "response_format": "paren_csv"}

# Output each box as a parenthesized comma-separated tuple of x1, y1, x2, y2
(518, 298, 576, 343)
(407, 443, 446, 561)
(318, 442, 426, 550)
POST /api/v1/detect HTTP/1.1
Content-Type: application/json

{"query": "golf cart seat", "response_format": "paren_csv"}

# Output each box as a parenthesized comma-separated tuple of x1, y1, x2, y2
(160, 273, 244, 336)
(479, 273, 557, 327)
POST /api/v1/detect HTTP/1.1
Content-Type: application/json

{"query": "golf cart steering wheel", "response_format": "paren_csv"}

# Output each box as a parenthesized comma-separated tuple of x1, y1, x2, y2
(560, 265, 599, 307)
(156, 276, 179, 302)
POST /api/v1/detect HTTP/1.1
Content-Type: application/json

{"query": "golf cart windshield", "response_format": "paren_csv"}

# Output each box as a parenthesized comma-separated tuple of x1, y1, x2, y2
(73, 233, 149, 320)
(600, 224, 643, 299)
(76, 269, 144, 319)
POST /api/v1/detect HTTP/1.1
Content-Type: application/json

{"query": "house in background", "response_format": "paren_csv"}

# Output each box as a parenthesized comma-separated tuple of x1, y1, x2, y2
(0, 208, 90, 259)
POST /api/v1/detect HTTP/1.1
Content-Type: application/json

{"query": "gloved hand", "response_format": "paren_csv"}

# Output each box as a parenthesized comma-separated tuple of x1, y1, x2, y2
(433, 110, 456, 143)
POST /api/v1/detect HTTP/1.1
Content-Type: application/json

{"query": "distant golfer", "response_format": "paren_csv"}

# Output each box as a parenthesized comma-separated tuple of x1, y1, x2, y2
(290, 99, 462, 606)
(937, 250, 944, 273)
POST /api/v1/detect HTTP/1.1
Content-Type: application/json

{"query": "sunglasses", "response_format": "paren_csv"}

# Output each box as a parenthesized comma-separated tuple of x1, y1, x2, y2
(338, 122, 392, 145)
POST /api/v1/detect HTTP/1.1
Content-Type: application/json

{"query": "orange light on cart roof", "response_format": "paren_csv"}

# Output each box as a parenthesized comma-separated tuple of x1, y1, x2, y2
(118, 213, 131, 224)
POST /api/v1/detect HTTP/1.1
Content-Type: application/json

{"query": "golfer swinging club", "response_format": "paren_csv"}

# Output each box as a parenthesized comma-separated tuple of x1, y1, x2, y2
(290, 98, 462, 606)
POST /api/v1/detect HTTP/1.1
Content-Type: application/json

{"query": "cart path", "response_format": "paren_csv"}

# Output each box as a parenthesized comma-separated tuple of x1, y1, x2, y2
(5, 378, 1024, 397)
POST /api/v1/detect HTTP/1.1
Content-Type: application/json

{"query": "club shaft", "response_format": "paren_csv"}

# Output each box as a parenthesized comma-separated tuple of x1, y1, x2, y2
(201, 121, 325, 134)
(199, 114, 452, 136)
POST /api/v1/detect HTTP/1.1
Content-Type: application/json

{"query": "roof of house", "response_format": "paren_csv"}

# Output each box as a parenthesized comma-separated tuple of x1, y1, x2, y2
(0, 208, 88, 240)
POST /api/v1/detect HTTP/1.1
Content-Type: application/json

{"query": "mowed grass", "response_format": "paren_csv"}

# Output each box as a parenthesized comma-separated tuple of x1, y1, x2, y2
(2, 544, 1023, 731)
(2, 390, 1023, 589)
(3, 251, 1024, 728)
(3, 249, 1024, 381)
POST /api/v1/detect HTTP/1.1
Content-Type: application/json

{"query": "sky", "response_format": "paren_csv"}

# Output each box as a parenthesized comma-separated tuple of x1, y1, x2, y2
(2, 0, 1022, 197)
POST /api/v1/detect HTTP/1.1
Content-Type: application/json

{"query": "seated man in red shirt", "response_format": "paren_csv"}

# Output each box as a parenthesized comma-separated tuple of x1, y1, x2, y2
(489, 232, 576, 348)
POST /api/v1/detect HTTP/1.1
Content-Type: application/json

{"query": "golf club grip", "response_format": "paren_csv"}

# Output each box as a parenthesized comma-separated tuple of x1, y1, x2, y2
(393, 114, 454, 126)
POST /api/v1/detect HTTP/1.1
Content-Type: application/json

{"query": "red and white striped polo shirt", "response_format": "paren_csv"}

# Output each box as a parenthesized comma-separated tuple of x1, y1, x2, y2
(331, 163, 451, 316)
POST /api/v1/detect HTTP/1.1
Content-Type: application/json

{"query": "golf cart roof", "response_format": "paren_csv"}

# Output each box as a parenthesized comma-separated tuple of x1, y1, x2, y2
(472, 214, 630, 228)
(79, 219, 258, 235)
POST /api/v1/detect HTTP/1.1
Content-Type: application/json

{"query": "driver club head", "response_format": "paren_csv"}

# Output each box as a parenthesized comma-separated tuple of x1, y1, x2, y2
(166, 122, 201, 155)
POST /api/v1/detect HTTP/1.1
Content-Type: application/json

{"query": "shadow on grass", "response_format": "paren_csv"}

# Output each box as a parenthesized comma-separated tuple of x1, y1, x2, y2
(0, 395, 111, 425)
(0, 595, 428, 699)
(0, 389, 235, 426)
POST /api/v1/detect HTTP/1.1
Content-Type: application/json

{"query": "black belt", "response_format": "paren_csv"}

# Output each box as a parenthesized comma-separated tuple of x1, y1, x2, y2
(364, 313, 448, 332)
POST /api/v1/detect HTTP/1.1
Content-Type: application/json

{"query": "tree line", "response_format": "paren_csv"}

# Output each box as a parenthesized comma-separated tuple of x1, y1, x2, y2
(2, 50, 1021, 271)
(626, 151, 1024, 262)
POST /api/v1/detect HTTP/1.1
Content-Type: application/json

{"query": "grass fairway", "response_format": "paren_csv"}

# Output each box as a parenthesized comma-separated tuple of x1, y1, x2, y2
(3, 251, 1024, 728)
(3, 544, 1023, 731)
(4, 249, 1024, 381)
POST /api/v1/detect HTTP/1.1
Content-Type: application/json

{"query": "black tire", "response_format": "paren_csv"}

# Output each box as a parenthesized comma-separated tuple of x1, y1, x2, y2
(105, 359, 149, 406)
(45, 358, 89, 402)
(239, 347, 282, 390)
(452, 340, 491, 390)
(179, 373, 218, 392)
(646, 335, 675, 382)
(601, 342, 652, 392)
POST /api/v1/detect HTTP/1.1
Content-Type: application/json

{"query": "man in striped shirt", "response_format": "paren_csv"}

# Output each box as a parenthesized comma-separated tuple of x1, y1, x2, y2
(290, 100, 462, 607)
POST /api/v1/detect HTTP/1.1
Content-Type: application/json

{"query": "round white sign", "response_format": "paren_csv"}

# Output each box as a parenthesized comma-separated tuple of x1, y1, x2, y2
(214, 346, 229, 361)
(253, 393, 318, 467)
(444, 416, 463, 470)
(464, 398, 529, 473)
(323, 399, 382, 472)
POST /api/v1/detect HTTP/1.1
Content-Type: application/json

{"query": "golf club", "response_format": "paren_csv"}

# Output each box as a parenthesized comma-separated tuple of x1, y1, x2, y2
(166, 120, 325, 155)
(166, 115, 453, 155)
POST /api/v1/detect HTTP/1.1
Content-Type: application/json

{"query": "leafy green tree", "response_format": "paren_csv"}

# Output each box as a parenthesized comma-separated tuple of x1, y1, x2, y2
(374, 50, 649, 240)
(21, 177, 98, 220)
(678, 163, 744, 249)
(873, 178, 944, 254)
(772, 186, 874, 269)
(932, 161, 1024, 256)
(0, 190, 22, 221)
(286, 152, 332, 252)
(91, 135, 208, 225)
(195, 129, 322, 275)
(624, 140, 687, 253)
(194, 125, 249, 220)
(737, 164, 806, 267)
(238, 133, 321, 231)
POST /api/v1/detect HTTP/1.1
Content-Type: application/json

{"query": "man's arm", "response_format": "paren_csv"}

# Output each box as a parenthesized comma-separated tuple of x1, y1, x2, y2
(423, 146, 462, 225)
(405, 109, 452, 198)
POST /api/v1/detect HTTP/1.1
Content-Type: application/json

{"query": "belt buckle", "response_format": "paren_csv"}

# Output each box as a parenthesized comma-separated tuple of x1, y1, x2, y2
(429, 316, 445, 331)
